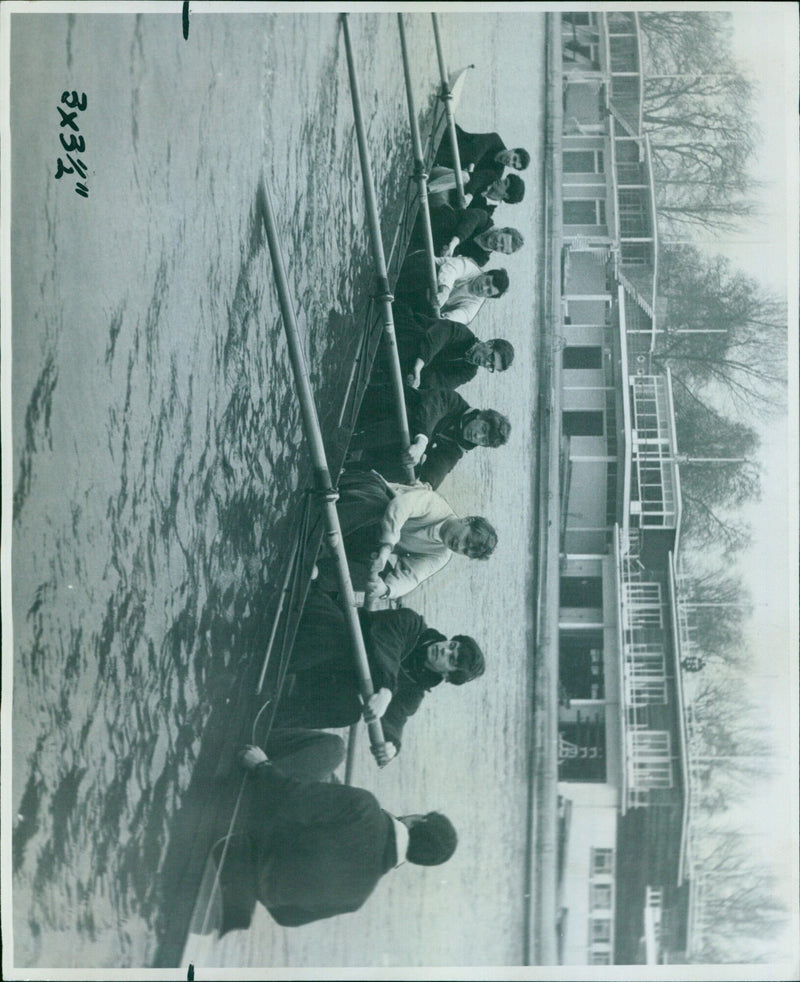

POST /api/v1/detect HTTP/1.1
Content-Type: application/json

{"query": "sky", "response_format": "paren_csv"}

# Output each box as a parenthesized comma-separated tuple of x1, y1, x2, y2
(695, 2, 798, 954)
(722, 6, 797, 779)
(716, 6, 796, 295)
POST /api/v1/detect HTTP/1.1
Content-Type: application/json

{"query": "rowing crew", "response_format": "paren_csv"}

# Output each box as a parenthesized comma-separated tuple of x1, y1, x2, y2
(221, 125, 530, 933)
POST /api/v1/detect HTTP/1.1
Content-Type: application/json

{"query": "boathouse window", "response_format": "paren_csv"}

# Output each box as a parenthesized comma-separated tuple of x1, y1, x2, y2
(563, 345, 603, 369)
(619, 240, 651, 265)
(560, 576, 603, 608)
(562, 410, 604, 437)
(563, 150, 604, 174)
(564, 12, 596, 27)
(591, 919, 612, 943)
(618, 189, 648, 237)
(564, 199, 606, 226)
(592, 883, 612, 909)
(558, 707, 606, 782)
(591, 847, 614, 875)
(559, 632, 605, 700)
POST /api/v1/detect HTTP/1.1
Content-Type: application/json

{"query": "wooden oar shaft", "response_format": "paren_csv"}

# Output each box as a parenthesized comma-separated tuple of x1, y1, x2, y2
(431, 14, 466, 209)
(261, 180, 386, 757)
(397, 13, 440, 317)
(341, 14, 415, 485)
(344, 722, 359, 786)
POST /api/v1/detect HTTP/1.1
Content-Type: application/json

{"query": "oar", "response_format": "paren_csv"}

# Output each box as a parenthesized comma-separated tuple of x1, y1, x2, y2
(397, 13, 441, 317)
(431, 14, 467, 209)
(341, 13, 415, 488)
(261, 177, 389, 761)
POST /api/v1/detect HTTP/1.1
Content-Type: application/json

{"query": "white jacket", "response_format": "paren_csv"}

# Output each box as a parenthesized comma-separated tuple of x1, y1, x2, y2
(378, 482, 457, 599)
(435, 255, 485, 325)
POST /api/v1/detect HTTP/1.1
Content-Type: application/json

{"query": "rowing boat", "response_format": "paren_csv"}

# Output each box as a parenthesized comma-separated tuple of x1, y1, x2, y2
(152, 62, 469, 968)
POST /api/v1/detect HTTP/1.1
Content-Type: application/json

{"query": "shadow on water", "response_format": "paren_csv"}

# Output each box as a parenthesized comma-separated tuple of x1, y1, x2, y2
(13, 352, 58, 521)
(150, 520, 323, 967)
(149, 178, 318, 966)
(14, 763, 46, 875)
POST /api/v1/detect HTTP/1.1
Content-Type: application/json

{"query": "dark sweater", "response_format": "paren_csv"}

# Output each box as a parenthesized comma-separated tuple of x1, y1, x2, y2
(250, 764, 397, 926)
(435, 124, 506, 176)
(285, 588, 443, 751)
(353, 387, 476, 490)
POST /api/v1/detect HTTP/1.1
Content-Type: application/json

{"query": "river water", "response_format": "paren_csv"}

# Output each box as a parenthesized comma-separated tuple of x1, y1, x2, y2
(8, 10, 545, 970)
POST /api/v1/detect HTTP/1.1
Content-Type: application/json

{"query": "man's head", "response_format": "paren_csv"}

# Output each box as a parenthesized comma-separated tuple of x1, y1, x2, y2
(482, 226, 525, 255)
(496, 147, 531, 171)
(423, 635, 486, 684)
(485, 174, 525, 204)
(461, 409, 511, 448)
(402, 812, 458, 866)
(468, 339, 515, 374)
(442, 515, 498, 560)
(468, 268, 509, 299)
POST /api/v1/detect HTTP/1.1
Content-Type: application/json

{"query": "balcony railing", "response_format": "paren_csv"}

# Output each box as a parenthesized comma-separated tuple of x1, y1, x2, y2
(629, 376, 679, 528)
(616, 528, 675, 808)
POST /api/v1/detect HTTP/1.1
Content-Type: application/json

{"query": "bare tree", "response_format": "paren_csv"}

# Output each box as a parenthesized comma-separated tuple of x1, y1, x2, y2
(670, 385, 762, 554)
(690, 830, 787, 961)
(678, 556, 754, 666)
(638, 11, 761, 237)
(639, 11, 734, 74)
(687, 673, 774, 820)
(654, 246, 788, 419)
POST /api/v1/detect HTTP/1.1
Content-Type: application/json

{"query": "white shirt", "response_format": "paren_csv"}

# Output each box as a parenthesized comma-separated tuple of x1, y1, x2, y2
(434, 255, 485, 325)
(378, 481, 457, 599)
(390, 815, 410, 868)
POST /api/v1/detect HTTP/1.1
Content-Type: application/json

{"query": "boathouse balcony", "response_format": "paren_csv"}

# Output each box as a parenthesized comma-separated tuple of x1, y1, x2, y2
(628, 372, 681, 536)
(614, 528, 684, 812)
(560, 11, 659, 339)
(604, 12, 644, 135)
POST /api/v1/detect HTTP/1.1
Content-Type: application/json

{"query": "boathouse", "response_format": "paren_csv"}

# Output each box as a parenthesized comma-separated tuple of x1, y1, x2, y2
(544, 11, 696, 965)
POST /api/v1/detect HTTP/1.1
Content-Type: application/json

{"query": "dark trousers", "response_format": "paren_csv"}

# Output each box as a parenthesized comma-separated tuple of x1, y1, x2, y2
(316, 469, 395, 593)
(394, 250, 437, 318)
(265, 727, 346, 782)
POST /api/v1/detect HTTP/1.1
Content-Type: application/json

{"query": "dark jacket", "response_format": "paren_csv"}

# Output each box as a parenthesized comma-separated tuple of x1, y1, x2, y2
(249, 763, 397, 926)
(456, 236, 493, 269)
(374, 302, 479, 392)
(467, 192, 498, 218)
(353, 387, 476, 490)
(418, 320, 480, 391)
(437, 170, 502, 216)
(428, 206, 494, 267)
(436, 124, 506, 176)
(463, 167, 501, 198)
(285, 587, 444, 751)
(418, 402, 478, 489)
(411, 205, 492, 262)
